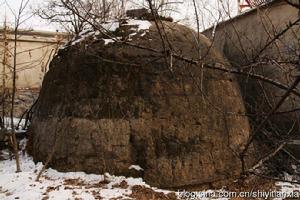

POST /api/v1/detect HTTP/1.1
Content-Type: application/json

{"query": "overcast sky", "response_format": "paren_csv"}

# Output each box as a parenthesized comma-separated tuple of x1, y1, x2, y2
(0, 0, 57, 31)
(0, 0, 239, 32)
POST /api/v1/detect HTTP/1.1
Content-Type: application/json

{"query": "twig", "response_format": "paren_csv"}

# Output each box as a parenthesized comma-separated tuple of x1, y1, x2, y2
(248, 141, 287, 173)
(284, 0, 300, 10)
(23, 96, 39, 130)
(253, 18, 300, 61)
(16, 109, 27, 130)
(241, 75, 300, 173)
(251, 171, 300, 185)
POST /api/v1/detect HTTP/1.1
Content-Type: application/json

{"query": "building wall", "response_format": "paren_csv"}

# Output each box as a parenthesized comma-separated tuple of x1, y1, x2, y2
(203, 0, 300, 152)
(0, 30, 66, 89)
(0, 29, 67, 117)
(203, 0, 299, 65)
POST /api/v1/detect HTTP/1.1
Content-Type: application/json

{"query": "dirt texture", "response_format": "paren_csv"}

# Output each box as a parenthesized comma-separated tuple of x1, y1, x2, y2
(28, 19, 254, 188)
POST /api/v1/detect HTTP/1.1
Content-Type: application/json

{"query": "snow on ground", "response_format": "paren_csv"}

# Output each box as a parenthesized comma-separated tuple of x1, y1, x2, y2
(274, 181, 300, 200)
(0, 150, 226, 200)
(1, 152, 300, 199)
(0, 152, 172, 200)
(2, 117, 26, 130)
(1, 117, 27, 136)
(1, 117, 300, 200)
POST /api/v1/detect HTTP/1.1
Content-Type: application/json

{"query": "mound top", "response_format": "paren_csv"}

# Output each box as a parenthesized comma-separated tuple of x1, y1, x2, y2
(126, 8, 173, 22)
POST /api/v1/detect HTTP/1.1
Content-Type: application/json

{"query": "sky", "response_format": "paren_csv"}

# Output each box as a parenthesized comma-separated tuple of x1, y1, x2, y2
(0, 0, 239, 32)
(0, 0, 58, 31)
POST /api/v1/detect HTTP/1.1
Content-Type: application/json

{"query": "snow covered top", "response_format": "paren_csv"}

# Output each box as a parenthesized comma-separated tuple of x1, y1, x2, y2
(63, 19, 152, 49)
(102, 19, 152, 32)
(126, 19, 152, 31)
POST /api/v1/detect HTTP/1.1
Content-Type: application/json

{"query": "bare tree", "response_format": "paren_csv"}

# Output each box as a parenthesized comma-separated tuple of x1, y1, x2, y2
(1, 19, 9, 129)
(5, 0, 32, 172)
(37, 0, 128, 34)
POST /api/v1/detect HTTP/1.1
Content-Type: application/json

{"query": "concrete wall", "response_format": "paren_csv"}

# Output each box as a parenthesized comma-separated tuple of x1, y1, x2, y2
(203, 0, 299, 67)
(0, 29, 67, 89)
(0, 29, 67, 116)
(203, 0, 300, 151)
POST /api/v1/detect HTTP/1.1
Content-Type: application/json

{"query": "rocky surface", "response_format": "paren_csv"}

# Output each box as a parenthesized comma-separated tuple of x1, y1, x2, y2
(28, 19, 253, 188)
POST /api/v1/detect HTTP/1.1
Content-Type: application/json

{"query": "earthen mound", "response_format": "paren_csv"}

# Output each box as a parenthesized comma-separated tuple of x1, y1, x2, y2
(28, 19, 253, 188)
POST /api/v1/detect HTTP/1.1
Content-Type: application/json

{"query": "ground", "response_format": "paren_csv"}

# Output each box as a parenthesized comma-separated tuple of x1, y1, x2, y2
(0, 115, 176, 200)
(0, 149, 177, 200)
(1, 118, 300, 199)
(1, 149, 300, 200)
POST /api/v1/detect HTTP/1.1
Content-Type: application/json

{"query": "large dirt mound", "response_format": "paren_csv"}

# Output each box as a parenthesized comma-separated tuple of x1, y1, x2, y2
(28, 19, 253, 188)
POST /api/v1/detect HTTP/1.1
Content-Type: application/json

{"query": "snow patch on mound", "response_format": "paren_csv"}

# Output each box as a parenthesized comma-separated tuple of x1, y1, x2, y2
(126, 19, 152, 31)
(61, 19, 152, 49)
(129, 165, 144, 171)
